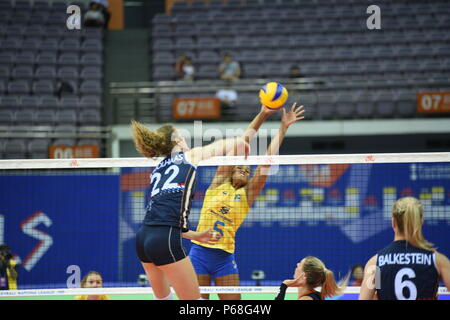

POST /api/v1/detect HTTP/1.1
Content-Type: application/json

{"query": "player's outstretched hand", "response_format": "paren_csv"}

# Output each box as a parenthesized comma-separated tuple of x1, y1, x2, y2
(281, 103, 305, 128)
(260, 104, 278, 116)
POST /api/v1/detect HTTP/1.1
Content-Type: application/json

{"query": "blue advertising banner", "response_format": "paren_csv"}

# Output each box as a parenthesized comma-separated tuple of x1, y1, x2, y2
(120, 163, 450, 284)
(0, 174, 120, 288)
(2, 162, 448, 289)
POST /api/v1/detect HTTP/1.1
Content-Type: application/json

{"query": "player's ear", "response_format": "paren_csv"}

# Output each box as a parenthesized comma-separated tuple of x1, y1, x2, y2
(299, 272, 307, 284)
(391, 217, 396, 231)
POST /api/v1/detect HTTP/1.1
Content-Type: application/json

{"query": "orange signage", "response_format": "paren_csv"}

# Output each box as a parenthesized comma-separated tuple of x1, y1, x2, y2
(49, 145, 99, 159)
(173, 97, 221, 119)
(417, 92, 450, 113)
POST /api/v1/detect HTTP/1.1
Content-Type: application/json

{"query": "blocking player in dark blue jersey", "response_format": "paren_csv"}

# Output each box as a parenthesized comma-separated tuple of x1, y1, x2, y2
(132, 120, 250, 300)
(359, 197, 450, 300)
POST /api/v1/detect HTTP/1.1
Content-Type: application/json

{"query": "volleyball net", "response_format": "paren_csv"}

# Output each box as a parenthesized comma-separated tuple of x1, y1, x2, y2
(0, 152, 449, 299)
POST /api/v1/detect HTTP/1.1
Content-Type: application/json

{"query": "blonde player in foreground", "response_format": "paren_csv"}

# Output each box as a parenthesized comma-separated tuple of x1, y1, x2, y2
(275, 256, 348, 300)
(359, 197, 450, 300)
(190, 103, 305, 300)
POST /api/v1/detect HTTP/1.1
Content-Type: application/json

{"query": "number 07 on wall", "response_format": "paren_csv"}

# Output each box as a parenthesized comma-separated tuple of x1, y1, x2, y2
(417, 92, 450, 114)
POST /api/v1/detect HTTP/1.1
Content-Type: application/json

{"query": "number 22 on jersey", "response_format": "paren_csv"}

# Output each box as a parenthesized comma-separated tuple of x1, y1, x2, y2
(150, 165, 180, 197)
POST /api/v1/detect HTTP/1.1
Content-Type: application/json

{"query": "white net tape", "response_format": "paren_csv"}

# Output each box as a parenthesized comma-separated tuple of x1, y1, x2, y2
(0, 152, 449, 169)
(0, 286, 448, 298)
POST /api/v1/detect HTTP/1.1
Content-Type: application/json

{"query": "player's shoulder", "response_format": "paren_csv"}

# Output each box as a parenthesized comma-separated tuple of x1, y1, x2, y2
(364, 254, 378, 269)
(435, 251, 450, 266)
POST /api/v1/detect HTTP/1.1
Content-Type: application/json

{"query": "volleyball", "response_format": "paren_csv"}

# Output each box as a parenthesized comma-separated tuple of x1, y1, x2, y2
(259, 82, 289, 109)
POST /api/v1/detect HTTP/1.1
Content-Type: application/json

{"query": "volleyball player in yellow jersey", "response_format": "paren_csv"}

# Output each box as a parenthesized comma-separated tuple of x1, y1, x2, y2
(75, 271, 111, 300)
(190, 103, 305, 300)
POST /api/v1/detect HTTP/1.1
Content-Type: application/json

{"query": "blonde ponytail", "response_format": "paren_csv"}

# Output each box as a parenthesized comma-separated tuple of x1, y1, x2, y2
(131, 120, 176, 158)
(301, 256, 348, 300)
(320, 268, 348, 299)
(392, 197, 434, 251)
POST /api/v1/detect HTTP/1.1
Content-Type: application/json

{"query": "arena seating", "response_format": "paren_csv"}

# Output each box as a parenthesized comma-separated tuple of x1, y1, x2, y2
(149, 0, 450, 122)
(0, 0, 104, 159)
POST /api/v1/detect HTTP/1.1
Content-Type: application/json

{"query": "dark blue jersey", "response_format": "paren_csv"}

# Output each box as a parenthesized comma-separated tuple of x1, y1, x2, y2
(376, 240, 439, 300)
(303, 291, 321, 300)
(143, 152, 196, 232)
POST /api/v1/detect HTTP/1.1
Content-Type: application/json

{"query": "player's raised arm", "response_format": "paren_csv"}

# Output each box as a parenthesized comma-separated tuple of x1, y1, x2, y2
(246, 103, 305, 207)
(208, 105, 278, 189)
(186, 136, 250, 167)
(242, 105, 278, 143)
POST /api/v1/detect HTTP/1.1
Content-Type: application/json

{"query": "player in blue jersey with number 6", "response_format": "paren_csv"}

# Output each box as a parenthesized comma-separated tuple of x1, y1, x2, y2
(132, 120, 251, 300)
(359, 197, 450, 300)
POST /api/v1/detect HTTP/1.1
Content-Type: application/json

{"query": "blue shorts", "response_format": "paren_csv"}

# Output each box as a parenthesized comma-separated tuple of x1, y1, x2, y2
(189, 243, 239, 278)
(136, 225, 187, 266)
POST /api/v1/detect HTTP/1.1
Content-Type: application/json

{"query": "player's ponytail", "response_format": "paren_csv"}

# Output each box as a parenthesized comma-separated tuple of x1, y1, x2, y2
(392, 197, 434, 251)
(131, 120, 176, 158)
(301, 256, 348, 300)
(320, 268, 347, 299)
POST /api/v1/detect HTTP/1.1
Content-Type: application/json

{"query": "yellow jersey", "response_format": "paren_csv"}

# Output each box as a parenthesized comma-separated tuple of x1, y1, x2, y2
(192, 181, 250, 253)
(6, 259, 18, 290)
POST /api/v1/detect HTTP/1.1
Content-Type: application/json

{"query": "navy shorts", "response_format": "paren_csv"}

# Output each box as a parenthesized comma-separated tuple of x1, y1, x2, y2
(136, 225, 187, 266)
(189, 243, 239, 278)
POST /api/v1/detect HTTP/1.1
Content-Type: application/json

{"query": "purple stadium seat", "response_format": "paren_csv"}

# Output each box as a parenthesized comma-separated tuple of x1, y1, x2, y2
(56, 110, 78, 125)
(58, 53, 80, 67)
(81, 53, 103, 67)
(354, 92, 376, 118)
(20, 96, 40, 109)
(35, 66, 57, 80)
(317, 93, 337, 119)
(8, 80, 30, 95)
(79, 109, 102, 125)
(80, 67, 102, 80)
(374, 92, 397, 118)
(28, 139, 50, 159)
(152, 65, 175, 81)
(34, 109, 56, 125)
(3, 139, 27, 159)
(0, 110, 14, 125)
(15, 109, 35, 125)
(0, 96, 19, 109)
(32, 80, 55, 95)
(33, 1, 50, 11)
(396, 92, 416, 118)
(1, 38, 22, 51)
(60, 97, 79, 109)
(196, 50, 220, 64)
(79, 96, 102, 109)
(81, 39, 103, 53)
(59, 39, 81, 52)
(242, 63, 265, 78)
(153, 38, 174, 51)
(197, 65, 218, 80)
(39, 96, 60, 109)
(174, 37, 196, 50)
(57, 67, 80, 80)
(21, 39, 42, 51)
(79, 81, 102, 95)
(11, 66, 33, 80)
